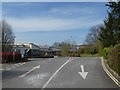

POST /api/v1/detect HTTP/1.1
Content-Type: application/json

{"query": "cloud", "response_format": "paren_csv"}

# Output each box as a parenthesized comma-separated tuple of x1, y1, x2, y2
(50, 7, 97, 17)
(2, 2, 104, 19)
(2, 2, 105, 32)
(5, 17, 103, 32)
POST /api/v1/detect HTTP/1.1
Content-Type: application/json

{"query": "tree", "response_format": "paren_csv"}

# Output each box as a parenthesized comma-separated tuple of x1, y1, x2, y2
(60, 41, 70, 56)
(99, 13, 115, 47)
(52, 42, 60, 47)
(106, 1, 120, 44)
(99, 1, 120, 47)
(85, 25, 101, 45)
(0, 20, 15, 52)
(61, 44, 70, 56)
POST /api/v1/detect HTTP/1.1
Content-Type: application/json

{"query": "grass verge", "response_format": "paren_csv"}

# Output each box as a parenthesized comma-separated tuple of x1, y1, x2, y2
(80, 54, 99, 57)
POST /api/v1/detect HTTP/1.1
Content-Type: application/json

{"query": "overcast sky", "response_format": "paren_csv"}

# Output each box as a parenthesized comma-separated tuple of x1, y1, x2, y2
(2, 2, 107, 45)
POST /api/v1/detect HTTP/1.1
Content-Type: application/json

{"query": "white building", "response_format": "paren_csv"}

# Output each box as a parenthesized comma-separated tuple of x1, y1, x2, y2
(13, 43, 40, 58)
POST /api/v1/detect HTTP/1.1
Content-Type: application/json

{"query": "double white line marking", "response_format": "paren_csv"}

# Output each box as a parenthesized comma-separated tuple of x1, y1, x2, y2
(101, 57, 120, 87)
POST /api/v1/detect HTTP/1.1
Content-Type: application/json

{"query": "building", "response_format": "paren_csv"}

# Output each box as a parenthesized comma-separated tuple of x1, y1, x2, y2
(49, 47, 61, 56)
(13, 43, 40, 58)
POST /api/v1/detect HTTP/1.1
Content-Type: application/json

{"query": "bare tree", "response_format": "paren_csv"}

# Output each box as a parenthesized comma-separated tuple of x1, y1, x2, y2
(0, 20, 15, 52)
(61, 44, 70, 56)
(60, 40, 70, 56)
(85, 24, 102, 45)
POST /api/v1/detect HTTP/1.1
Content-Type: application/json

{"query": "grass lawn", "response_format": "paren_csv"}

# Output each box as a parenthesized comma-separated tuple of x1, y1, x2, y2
(80, 54, 99, 57)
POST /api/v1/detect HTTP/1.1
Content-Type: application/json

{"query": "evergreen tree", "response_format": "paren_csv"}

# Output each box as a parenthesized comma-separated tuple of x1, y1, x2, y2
(99, 1, 120, 47)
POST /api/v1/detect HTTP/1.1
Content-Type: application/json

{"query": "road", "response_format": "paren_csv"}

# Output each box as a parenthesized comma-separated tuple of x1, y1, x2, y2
(2, 57, 119, 89)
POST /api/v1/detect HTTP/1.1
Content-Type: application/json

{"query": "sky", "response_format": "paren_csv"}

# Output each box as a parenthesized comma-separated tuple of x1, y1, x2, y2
(2, 0, 118, 2)
(2, 2, 108, 46)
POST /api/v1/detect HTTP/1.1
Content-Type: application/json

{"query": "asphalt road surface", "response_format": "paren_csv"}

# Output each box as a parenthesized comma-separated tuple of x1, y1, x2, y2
(2, 57, 119, 89)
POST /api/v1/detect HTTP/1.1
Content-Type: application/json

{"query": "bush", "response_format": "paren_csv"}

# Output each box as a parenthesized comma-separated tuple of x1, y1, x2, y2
(97, 41, 103, 56)
(0, 52, 21, 63)
(78, 45, 98, 55)
(108, 44, 120, 75)
(103, 47, 111, 59)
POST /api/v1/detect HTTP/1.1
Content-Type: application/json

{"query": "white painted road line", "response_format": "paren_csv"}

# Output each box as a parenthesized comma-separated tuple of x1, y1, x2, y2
(0, 69, 4, 71)
(6, 68, 11, 70)
(18, 63, 23, 65)
(14, 64, 18, 65)
(20, 63, 26, 65)
(2, 62, 26, 71)
(11, 66, 16, 69)
(41, 58, 72, 89)
(15, 64, 20, 67)
(22, 62, 26, 65)
(19, 65, 40, 77)
(69, 57, 78, 61)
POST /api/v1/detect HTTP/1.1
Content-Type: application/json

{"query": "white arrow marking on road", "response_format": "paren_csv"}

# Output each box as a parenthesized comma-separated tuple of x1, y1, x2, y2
(19, 65, 40, 77)
(78, 65, 88, 79)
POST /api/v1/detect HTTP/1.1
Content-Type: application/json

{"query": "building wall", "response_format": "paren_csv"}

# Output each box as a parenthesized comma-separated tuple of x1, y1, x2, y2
(29, 43, 40, 49)
(14, 43, 40, 58)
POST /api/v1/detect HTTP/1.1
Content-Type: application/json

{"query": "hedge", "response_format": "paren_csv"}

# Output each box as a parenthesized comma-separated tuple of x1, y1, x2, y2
(103, 47, 111, 59)
(0, 52, 21, 63)
(108, 44, 120, 75)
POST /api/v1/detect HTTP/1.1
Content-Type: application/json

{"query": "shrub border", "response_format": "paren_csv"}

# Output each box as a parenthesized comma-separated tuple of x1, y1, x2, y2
(101, 57, 120, 87)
